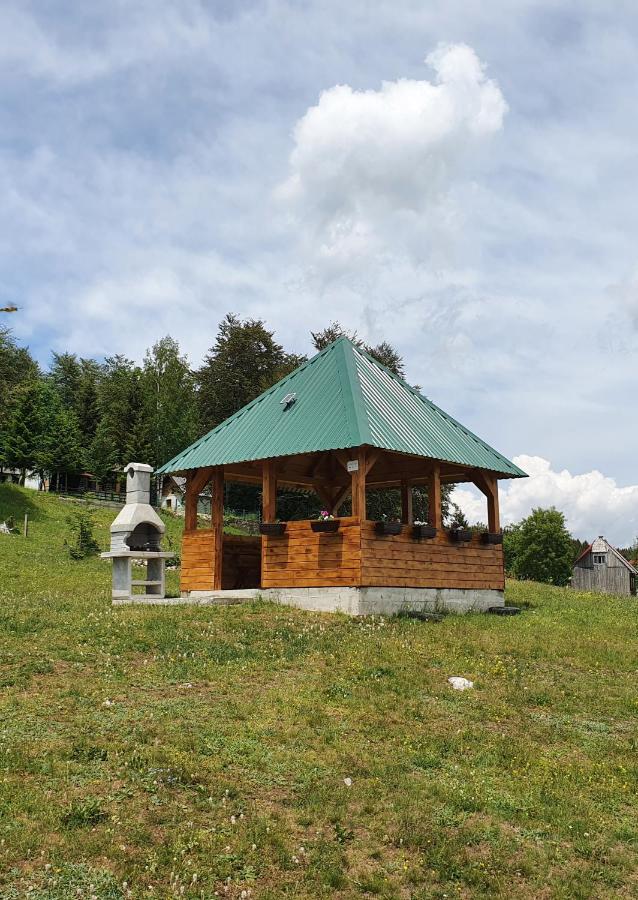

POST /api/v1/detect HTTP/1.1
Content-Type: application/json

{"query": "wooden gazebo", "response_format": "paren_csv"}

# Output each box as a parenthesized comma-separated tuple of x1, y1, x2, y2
(157, 338, 526, 615)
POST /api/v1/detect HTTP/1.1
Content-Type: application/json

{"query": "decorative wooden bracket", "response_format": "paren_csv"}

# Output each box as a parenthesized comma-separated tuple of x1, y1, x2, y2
(471, 470, 500, 532)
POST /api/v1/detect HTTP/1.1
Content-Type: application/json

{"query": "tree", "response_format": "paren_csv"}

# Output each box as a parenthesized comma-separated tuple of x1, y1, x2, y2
(49, 352, 82, 408)
(48, 407, 83, 489)
(365, 340, 405, 377)
(512, 507, 574, 586)
(502, 523, 522, 574)
(74, 359, 102, 460)
(4, 380, 62, 483)
(140, 336, 198, 468)
(0, 328, 39, 468)
(310, 322, 405, 376)
(89, 355, 146, 478)
(197, 314, 305, 431)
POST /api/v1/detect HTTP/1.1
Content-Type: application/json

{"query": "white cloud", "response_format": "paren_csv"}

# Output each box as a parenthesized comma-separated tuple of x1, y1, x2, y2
(454, 456, 638, 547)
(279, 43, 506, 260)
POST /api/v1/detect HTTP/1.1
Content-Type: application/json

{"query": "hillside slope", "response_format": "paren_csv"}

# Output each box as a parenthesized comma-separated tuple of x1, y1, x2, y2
(1, 484, 637, 898)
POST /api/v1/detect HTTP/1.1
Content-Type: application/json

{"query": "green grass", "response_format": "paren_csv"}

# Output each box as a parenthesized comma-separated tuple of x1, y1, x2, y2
(1, 483, 638, 898)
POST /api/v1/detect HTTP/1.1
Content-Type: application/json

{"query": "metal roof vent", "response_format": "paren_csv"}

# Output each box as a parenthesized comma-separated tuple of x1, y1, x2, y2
(281, 392, 297, 409)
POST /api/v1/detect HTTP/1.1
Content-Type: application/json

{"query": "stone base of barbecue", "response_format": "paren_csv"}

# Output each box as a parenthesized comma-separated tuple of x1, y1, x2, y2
(101, 551, 173, 602)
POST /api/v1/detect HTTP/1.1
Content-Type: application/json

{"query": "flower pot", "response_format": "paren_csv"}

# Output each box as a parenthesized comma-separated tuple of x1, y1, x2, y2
(481, 532, 503, 545)
(412, 524, 437, 540)
(311, 519, 340, 533)
(374, 521, 403, 535)
(259, 522, 287, 536)
(450, 529, 472, 543)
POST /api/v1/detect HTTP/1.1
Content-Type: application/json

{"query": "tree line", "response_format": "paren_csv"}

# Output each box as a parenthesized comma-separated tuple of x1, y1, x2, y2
(0, 315, 408, 487)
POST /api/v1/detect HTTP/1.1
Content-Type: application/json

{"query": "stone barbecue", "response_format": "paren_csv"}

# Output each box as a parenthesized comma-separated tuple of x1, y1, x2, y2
(102, 462, 172, 603)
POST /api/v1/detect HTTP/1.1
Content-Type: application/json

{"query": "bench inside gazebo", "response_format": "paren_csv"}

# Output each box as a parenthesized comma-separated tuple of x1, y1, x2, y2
(157, 337, 525, 616)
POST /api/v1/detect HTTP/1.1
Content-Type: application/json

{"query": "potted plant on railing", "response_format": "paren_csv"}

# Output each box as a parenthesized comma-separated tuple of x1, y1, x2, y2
(412, 520, 437, 540)
(374, 515, 403, 536)
(311, 511, 340, 533)
(448, 504, 472, 543)
(259, 520, 287, 536)
(450, 527, 473, 543)
(480, 530, 503, 545)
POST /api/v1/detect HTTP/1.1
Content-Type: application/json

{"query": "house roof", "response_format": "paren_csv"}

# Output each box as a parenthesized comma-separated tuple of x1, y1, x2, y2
(157, 337, 527, 478)
(574, 536, 638, 574)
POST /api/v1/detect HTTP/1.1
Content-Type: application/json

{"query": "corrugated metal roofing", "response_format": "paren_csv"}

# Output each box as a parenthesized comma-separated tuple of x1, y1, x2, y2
(157, 337, 526, 479)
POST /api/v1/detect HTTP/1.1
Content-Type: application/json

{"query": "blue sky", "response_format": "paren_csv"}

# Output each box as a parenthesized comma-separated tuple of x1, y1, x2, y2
(2, 1, 638, 543)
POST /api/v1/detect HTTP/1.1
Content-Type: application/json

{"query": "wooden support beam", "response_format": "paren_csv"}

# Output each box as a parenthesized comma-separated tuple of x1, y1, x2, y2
(365, 449, 380, 475)
(334, 450, 351, 472)
(306, 452, 328, 478)
(426, 464, 442, 530)
(400, 479, 413, 525)
(315, 483, 335, 512)
(262, 460, 277, 523)
(351, 447, 367, 520)
(184, 467, 214, 532)
(211, 467, 224, 591)
(331, 484, 352, 515)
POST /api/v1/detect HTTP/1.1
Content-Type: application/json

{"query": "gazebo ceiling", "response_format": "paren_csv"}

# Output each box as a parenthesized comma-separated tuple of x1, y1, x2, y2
(157, 337, 526, 480)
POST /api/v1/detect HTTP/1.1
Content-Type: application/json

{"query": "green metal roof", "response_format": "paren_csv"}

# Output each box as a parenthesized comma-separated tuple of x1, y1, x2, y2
(157, 337, 526, 479)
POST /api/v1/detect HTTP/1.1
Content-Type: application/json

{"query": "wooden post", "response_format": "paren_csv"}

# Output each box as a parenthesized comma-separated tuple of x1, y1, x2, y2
(262, 460, 277, 523)
(23, 513, 28, 537)
(351, 447, 367, 520)
(485, 474, 500, 532)
(400, 479, 413, 524)
(184, 473, 199, 532)
(211, 467, 224, 591)
(427, 465, 442, 529)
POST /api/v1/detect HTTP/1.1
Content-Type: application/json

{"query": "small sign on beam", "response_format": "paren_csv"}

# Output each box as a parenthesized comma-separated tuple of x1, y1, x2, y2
(346, 459, 359, 473)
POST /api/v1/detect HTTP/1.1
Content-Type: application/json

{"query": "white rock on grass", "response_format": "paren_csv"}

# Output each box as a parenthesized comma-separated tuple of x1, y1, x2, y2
(448, 676, 474, 691)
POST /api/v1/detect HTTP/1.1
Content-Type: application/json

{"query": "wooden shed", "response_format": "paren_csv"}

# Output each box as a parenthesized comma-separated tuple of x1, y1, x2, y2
(156, 337, 526, 615)
(572, 536, 637, 596)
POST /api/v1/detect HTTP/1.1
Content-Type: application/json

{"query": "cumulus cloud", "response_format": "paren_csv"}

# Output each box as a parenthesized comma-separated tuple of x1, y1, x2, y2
(453, 456, 638, 547)
(279, 43, 506, 260)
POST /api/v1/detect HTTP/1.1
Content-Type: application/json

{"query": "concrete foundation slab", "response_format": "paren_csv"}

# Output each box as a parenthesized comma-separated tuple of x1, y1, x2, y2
(112, 586, 505, 614)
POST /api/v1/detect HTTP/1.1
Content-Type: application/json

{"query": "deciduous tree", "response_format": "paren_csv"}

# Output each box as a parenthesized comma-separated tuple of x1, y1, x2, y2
(512, 507, 574, 586)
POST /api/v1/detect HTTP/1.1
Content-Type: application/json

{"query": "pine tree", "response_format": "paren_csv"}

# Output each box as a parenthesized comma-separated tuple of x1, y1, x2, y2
(0, 328, 39, 468)
(89, 355, 144, 477)
(4, 380, 58, 483)
(49, 352, 82, 408)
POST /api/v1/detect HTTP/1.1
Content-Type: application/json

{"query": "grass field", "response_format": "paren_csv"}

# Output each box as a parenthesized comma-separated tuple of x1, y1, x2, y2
(1, 483, 637, 899)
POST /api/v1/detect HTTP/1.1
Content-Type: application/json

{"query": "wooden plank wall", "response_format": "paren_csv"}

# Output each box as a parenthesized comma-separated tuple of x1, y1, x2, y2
(222, 535, 261, 590)
(261, 517, 362, 588)
(180, 529, 216, 592)
(571, 565, 631, 596)
(184, 521, 505, 592)
(181, 531, 262, 592)
(360, 523, 505, 590)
